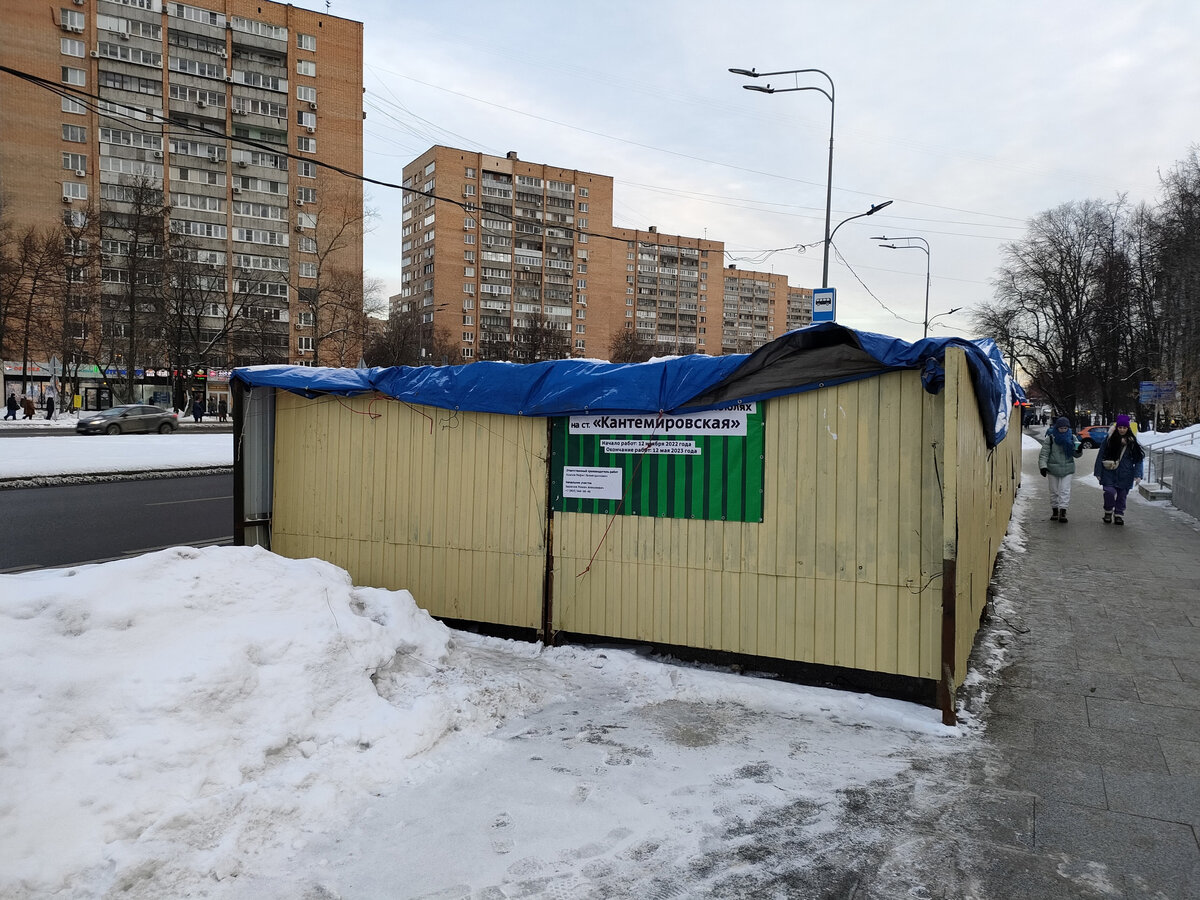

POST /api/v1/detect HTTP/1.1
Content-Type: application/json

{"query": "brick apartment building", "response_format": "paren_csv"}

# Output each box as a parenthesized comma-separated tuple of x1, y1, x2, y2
(392, 146, 813, 363)
(1, 0, 363, 405)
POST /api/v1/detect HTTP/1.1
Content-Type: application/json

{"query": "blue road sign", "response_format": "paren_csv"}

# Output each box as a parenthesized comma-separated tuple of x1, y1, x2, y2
(812, 288, 836, 323)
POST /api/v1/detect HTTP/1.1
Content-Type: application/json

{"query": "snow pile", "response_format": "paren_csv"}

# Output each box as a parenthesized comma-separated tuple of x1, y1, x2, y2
(0, 546, 451, 896)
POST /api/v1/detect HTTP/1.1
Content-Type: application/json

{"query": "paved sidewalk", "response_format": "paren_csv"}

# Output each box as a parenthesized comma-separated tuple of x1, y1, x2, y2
(874, 430, 1200, 898)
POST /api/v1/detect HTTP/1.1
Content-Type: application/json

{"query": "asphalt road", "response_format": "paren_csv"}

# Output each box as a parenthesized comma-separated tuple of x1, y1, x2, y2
(0, 473, 233, 573)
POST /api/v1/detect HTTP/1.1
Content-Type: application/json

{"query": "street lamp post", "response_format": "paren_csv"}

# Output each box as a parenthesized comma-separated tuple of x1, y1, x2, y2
(873, 235, 934, 337)
(729, 66, 836, 287)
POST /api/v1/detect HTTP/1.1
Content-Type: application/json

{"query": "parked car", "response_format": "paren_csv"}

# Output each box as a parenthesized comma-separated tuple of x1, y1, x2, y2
(76, 405, 178, 435)
(1077, 424, 1110, 449)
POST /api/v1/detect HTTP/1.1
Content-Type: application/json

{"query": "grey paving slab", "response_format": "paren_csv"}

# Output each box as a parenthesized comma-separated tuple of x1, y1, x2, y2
(983, 715, 1171, 773)
(1160, 738, 1200, 776)
(1002, 662, 1140, 701)
(1075, 649, 1187, 680)
(1034, 800, 1200, 885)
(1103, 769, 1200, 829)
(986, 685, 1090, 725)
(991, 749, 1110, 808)
(1178, 657, 1200, 682)
(1087, 695, 1200, 742)
(1135, 676, 1200, 709)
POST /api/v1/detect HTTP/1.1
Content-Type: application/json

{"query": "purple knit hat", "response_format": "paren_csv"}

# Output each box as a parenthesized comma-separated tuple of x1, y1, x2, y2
(1116, 414, 1131, 427)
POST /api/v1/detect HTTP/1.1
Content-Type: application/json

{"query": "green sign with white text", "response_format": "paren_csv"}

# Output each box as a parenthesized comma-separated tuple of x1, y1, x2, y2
(550, 403, 765, 522)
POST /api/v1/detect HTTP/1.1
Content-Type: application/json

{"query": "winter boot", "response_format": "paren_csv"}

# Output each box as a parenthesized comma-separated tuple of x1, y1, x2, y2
(1114, 514, 1124, 526)
(1103, 511, 1112, 524)
(1051, 508, 1060, 520)
(1058, 509, 1068, 523)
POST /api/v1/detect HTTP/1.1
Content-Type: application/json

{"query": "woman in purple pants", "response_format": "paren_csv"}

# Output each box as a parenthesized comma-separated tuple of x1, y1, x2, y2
(1093, 414, 1144, 526)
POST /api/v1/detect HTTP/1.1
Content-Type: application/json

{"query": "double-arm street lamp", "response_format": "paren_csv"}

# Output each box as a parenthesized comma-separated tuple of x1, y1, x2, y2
(872, 235, 935, 337)
(729, 66, 837, 287)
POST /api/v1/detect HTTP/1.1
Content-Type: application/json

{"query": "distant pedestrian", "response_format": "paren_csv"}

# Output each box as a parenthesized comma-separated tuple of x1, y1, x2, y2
(1094, 414, 1144, 526)
(45, 395, 55, 420)
(192, 397, 204, 423)
(217, 397, 228, 422)
(4, 391, 17, 420)
(1039, 416, 1083, 523)
(21, 396, 36, 420)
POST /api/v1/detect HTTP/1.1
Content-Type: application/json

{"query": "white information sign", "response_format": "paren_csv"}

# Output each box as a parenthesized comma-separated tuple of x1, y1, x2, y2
(600, 439, 700, 456)
(562, 466, 624, 500)
(568, 402, 756, 437)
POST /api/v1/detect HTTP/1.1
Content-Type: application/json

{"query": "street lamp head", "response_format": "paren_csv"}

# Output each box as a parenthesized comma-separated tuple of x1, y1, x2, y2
(878, 243, 898, 250)
(743, 84, 775, 94)
(866, 200, 893, 215)
(728, 67, 759, 77)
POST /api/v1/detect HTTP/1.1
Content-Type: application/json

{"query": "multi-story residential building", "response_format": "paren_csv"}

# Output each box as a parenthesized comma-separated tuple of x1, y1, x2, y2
(1, 0, 363, 405)
(393, 146, 814, 363)
(720, 267, 814, 354)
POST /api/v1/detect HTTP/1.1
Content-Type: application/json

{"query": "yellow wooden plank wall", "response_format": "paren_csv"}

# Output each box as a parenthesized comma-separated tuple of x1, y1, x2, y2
(943, 349, 1022, 683)
(270, 390, 548, 629)
(551, 370, 947, 681)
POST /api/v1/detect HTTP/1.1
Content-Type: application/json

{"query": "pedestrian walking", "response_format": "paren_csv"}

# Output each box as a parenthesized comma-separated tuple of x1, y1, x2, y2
(45, 395, 55, 420)
(217, 397, 228, 423)
(192, 397, 204, 423)
(4, 391, 17, 420)
(1038, 415, 1083, 522)
(21, 396, 36, 419)
(1094, 414, 1144, 526)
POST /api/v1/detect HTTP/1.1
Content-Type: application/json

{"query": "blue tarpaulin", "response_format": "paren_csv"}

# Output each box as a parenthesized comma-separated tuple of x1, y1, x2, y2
(232, 323, 1024, 447)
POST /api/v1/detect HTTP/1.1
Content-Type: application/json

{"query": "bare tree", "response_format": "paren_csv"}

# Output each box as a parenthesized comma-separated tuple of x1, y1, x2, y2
(98, 176, 168, 403)
(609, 327, 656, 363)
(513, 309, 570, 363)
(290, 175, 369, 367)
(978, 199, 1116, 419)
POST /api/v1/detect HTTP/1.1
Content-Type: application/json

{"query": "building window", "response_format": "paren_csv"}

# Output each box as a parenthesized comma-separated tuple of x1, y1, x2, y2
(62, 152, 86, 171)
(575, 323, 585, 333)
(462, 332, 474, 342)
(298, 336, 314, 351)
(463, 184, 476, 197)
(464, 234, 475, 244)
(578, 187, 588, 198)
(297, 236, 317, 253)
(297, 111, 316, 128)
(297, 33, 316, 51)
(465, 167, 476, 179)
(297, 136, 315, 152)
(63, 182, 88, 200)
(297, 85, 316, 103)
(62, 124, 87, 143)
(463, 283, 475, 294)
(461, 347, 474, 359)
(576, 279, 586, 290)
(61, 97, 86, 115)
(299, 262, 317, 278)
(296, 60, 316, 77)
(296, 187, 316, 203)
(576, 263, 587, 273)
(297, 161, 315, 178)
(464, 217, 475, 229)
(578, 202, 588, 213)
(61, 66, 85, 86)
(60, 9, 85, 31)
(464, 250, 475, 262)
(60, 38, 85, 57)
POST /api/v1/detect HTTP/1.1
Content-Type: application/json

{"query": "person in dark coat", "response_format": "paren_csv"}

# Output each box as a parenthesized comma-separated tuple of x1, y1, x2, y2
(21, 396, 36, 419)
(217, 397, 228, 422)
(45, 395, 55, 420)
(4, 392, 17, 420)
(1094, 414, 1144, 526)
(192, 397, 204, 423)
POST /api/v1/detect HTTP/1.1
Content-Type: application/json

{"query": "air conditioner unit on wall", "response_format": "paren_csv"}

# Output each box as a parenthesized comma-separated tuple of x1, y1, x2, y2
(75, 169, 86, 177)
(90, 50, 99, 58)
(232, 186, 242, 194)
(62, 195, 72, 203)
(305, 126, 315, 134)
(308, 101, 316, 110)
(295, 199, 304, 207)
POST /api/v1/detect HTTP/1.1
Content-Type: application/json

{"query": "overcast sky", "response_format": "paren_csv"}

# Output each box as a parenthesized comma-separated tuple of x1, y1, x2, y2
(313, 0, 1199, 344)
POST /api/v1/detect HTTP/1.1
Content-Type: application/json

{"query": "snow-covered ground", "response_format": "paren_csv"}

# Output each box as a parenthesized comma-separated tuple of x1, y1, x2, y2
(1, 431, 1022, 898)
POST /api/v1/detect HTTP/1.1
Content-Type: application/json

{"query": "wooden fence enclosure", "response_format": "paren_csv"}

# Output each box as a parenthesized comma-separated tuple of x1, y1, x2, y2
(234, 347, 1022, 723)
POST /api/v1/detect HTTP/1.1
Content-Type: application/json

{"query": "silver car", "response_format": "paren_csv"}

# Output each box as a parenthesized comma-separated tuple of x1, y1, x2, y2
(76, 404, 179, 435)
